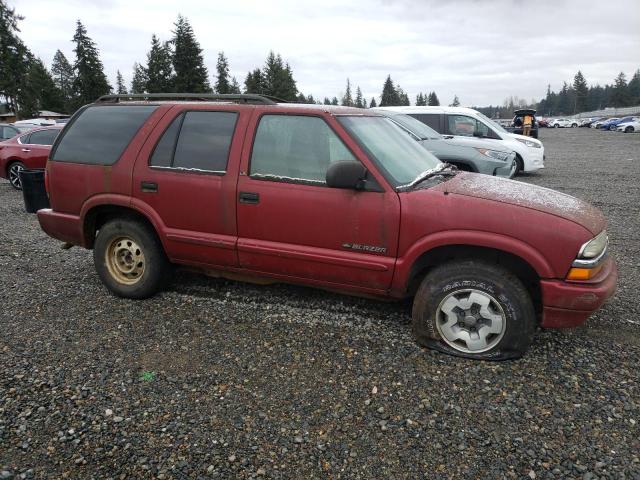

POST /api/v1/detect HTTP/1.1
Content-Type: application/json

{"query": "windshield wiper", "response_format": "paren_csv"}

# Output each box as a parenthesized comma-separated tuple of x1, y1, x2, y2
(396, 163, 457, 192)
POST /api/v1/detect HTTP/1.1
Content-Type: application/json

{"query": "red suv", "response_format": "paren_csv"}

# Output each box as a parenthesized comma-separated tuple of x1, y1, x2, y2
(0, 125, 62, 189)
(36, 94, 617, 360)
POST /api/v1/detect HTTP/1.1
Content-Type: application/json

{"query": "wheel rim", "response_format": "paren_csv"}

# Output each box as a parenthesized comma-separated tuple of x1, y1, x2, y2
(435, 289, 507, 353)
(8, 163, 24, 188)
(105, 236, 146, 285)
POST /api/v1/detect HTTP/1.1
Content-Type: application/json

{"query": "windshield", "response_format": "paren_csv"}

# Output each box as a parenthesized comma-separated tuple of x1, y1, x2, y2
(337, 116, 442, 187)
(476, 111, 508, 134)
(374, 111, 441, 140)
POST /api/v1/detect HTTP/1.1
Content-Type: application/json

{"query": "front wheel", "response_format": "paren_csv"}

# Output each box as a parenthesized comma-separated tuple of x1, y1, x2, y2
(411, 260, 536, 360)
(554, 124, 559, 128)
(93, 218, 171, 299)
(7, 161, 26, 190)
(571, 123, 578, 128)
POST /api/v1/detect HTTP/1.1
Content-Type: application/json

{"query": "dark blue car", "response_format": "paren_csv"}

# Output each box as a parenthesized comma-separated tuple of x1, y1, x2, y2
(601, 116, 635, 130)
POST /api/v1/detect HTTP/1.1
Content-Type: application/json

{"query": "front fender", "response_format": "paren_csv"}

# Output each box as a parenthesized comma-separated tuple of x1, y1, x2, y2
(390, 229, 554, 295)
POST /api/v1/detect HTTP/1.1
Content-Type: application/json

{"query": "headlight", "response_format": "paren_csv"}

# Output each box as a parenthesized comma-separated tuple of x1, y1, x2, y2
(578, 230, 608, 259)
(515, 138, 541, 148)
(474, 148, 512, 161)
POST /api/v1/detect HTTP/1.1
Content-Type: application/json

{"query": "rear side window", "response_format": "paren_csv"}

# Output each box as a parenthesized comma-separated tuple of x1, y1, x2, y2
(28, 129, 59, 146)
(409, 113, 441, 132)
(150, 111, 238, 172)
(51, 105, 157, 165)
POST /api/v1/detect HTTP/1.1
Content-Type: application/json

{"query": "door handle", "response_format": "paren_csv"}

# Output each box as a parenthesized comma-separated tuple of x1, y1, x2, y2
(21, 148, 31, 152)
(239, 191, 259, 204)
(141, 181, 158, 193)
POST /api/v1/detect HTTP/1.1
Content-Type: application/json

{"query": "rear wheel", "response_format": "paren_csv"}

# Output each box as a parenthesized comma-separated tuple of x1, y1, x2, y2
(625, 126, 634, 133)
(7, 161, 26, 190)
(411, 260, 536, 360)
(571, 123, 578, 128)
(554, 124, 559, 128)
(93, 218, 170, 299)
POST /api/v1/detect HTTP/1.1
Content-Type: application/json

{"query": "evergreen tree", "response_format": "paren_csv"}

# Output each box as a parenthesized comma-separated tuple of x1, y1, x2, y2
(71, 20, 111, 108)
(416, 92, 427, 106)
(171, 15, 210, 93)
(380, 75, 400, 106)
(323, 97, 331, 105)
(369, 97, 377, 108)
(556, 81, 573, 114)
(130, 62, 148, 94)
(611, 72, 630, 107)
(0, 1, 35, 117)
(262, 51, 297, 101)
(395, 84, 410, 106)
(25, 58, 65, 112)
(229, 77, 241, 94)
(341, 78, 354, 106)
(330, 96, 339, 105)
(244, 68, 264, 94)
(628, 69, 640, 105)
(146, 35, 174, 93)
(427, 91, 440, 106)
(572, 71, 588, 112)
(449, 95, 460, 107)
(116, 70, 127, 94)
(355, 86, 364, 108)
(51, 50, 75, 112)
(214, 51, 231, 94)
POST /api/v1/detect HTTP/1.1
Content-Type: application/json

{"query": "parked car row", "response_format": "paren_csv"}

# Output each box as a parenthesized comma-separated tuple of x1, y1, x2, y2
(536, 115, 640, 132)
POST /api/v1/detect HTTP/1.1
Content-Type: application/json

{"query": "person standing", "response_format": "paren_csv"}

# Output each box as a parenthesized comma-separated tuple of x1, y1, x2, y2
(522, 113, 533, 136)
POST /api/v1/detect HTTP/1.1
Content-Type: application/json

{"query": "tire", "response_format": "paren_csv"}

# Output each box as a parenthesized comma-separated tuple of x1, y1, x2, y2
(411, 260, 536, 360)
(571, 123, 578, 128)
(513, 155, 524, 176)
(625, 126, 634, 133)
(93, 218, 171, 299)
(7, 161, 26, 190)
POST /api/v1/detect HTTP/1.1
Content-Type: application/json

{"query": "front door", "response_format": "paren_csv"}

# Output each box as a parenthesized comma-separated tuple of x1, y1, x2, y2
(236, 112, 400, 292)
(133, 107, 246, 268)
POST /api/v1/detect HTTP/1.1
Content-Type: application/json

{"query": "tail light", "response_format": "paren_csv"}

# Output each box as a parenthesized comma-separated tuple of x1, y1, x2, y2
(44, 166, 50, 197)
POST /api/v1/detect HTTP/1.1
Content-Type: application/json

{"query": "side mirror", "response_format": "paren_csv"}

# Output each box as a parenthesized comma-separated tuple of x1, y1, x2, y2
(326, 160, 367, 190)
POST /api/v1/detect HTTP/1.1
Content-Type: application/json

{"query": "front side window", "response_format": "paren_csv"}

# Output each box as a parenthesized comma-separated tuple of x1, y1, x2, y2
(28, 129, 59, 146)
(250, 115, 356, 184)
(150, 111, 238, 172)
(51, 105, 157, 165)
(446, 115, 477, 136)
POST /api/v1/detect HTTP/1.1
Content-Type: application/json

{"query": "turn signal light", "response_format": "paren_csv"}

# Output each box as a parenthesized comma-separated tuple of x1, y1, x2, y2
(566, 265, 603, 281)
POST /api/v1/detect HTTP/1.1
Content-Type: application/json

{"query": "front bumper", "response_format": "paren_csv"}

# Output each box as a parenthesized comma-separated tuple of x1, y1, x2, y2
(539, 257, 617, 328)
(494, 158, 517, 178)
(522, 145, 545, 172)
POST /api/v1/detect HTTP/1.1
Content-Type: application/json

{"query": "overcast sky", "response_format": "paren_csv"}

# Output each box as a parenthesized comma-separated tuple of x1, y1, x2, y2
(11, 0, 640, 106)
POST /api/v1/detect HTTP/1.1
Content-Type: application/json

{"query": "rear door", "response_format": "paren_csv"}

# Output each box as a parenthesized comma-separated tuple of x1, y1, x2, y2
(20, 129, 59, 168)
(132, 105, 248, 268)
(236, 111, 400, 292)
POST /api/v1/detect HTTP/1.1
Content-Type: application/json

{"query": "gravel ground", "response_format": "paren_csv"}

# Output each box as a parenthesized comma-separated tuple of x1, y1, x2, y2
(1, 128, 638, 479)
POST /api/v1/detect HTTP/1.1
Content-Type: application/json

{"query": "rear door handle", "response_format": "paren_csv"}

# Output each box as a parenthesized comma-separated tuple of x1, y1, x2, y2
(21, 148, 30, 152)
(141, 181, 158, 193)
(239, 191, 259, 204)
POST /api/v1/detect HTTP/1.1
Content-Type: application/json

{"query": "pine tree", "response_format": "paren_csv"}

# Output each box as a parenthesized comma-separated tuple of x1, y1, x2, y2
(341, 78, 353, 106)
(229, 77, 241, 94)
(330, 97, 339, 105)
(71, 20, 111, 109)
(369, 97, 377, 108)
(572, 71, 588, 112)
(51, 50, 75, 112)
(427, 91, 440, 106)
(611, 72, 630, 107)
(395, 84, 410, 106)
(354, 86, 364, 108)
(25, 58, 65, 112)
(628, 69, 640, 105)
(449, 95, 460, 107)
(244, 68, 264, 94)
(146, 35, 174, 93)
(214, 52, 231, 94)
(130, 62, 148, 94)
(416, 92, 427, 106)
(380, 75, 400, 106)
(171, 15, 210, 93)
(116, 70, 127, 94)
(262, 51, 298, 101)
(0, 1, 35, 117)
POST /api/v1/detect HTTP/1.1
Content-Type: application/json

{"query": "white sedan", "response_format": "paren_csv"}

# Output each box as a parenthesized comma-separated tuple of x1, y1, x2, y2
(549, 118, 578, 128)
(616, 119, 640, 133)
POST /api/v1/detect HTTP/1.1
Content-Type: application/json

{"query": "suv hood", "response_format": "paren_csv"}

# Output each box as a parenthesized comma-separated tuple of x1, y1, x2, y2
(437, 173, 605, 234)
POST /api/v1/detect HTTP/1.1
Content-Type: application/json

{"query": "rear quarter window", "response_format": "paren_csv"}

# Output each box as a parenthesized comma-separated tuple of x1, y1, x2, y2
(51, 105, 157, 165)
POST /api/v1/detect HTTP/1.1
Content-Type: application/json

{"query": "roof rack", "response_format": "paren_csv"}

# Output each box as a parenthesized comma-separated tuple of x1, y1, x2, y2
(95, 93, 279, 105)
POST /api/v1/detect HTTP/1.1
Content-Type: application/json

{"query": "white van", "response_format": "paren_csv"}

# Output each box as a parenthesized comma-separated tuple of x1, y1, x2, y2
(377, 106, 545, 174)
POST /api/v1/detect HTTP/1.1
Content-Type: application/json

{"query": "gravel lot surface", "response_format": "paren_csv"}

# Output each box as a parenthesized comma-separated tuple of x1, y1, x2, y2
(1, 128, 638, 479)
